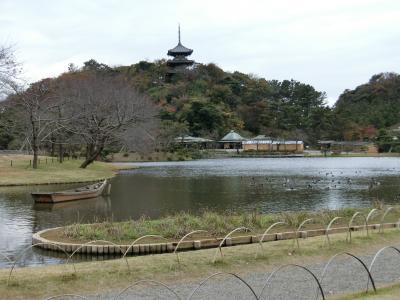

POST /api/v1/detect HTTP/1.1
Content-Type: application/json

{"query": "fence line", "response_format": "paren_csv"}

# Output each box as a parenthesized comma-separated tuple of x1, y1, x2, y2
(15, 245, 400, 299)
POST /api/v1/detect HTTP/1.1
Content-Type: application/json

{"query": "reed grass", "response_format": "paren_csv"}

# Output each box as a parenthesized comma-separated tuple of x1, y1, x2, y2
(58, 207, 395, 244)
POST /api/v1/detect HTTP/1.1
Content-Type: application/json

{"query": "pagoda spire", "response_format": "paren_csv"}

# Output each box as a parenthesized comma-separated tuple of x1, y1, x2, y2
(178, 23, 181, 44)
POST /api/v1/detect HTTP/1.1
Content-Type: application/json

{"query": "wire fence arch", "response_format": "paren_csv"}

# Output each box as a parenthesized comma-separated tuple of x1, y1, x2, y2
(294, 218, 313, 249)
(212, 226, 252, 263)
(325, 216, 344, 246)
(8, 242, 76, 285)
(366, 208, 381, 226)
(0, 251, 13, 264)
(315, 251, 376, 299)
(347, 212, 369, 242)
(256, 222, 286, 257)
(367, 245, 400, 292)
(259, 263, 325, 300)
(173, 230, 208, 267)
(114, 279, 181, 300)
(188, 272, 258, 300)
(21, 245, 400, 300)
(121, 235, 168, 271)
(379, 207, 396, 233)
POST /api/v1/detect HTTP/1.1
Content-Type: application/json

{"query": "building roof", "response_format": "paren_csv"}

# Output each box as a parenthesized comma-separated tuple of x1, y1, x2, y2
(243, 140, 303, 145)
(253, 135, 272, 140)
(168, 42, 193, 56)
(167, 25, 193, 56)
(220, 130, 246, 142)
(318, 140, 375, 146)
(174, 135, 213, 143)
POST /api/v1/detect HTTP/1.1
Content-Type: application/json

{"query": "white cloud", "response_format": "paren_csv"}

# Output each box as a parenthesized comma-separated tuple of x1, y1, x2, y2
(0, 0, 399, 104)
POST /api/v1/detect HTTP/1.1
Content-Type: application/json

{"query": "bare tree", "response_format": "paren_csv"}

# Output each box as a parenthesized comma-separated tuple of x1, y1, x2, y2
(58, 73, 159, 168)
(157, 120, 189, 149)
(13, 79, 63, 168)
(0, 45, 21, 100)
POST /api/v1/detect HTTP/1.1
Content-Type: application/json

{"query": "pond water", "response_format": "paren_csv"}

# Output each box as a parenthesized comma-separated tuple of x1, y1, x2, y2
(0, 157, 399, 268)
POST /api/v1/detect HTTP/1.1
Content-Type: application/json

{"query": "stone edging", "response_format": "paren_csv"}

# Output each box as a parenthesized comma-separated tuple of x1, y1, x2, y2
(32, 222, 399, 256)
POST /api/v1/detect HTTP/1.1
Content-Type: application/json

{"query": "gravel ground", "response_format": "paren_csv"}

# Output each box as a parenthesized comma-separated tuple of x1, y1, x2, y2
(85, 248, 400, 299)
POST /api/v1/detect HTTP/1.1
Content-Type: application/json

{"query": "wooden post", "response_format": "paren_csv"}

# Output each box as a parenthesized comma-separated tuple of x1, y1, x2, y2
(10, 160, 12, 167)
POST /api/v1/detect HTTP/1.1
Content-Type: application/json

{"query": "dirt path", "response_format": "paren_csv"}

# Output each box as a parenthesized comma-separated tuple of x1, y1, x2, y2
(92, 247, 400, 299)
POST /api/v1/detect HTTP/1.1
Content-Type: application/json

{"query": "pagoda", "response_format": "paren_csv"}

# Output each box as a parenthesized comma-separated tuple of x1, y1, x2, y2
(166, 25, 194, 79)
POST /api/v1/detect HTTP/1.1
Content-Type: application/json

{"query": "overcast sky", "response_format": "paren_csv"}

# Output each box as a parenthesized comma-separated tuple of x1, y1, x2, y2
(1, 0, 399, 105)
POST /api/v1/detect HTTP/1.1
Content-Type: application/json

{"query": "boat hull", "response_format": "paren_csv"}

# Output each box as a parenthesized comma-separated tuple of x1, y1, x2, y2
(31, 180, 107, 203)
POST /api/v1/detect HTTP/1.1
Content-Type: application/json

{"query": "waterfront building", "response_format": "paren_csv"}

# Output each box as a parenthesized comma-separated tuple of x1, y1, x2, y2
(318, 141, 378, 154)
(219, 130, 246, 149)
(242, 138, 304, 152)
(174, 135, 214, 149)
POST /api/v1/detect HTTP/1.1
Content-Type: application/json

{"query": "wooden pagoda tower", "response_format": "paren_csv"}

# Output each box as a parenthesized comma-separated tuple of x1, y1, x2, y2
(166, 25, 194, 80)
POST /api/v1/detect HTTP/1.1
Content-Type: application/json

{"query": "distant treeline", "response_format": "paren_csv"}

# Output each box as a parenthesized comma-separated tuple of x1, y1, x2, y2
(114, 60, 400, 150)
(1, 59, 400, 155)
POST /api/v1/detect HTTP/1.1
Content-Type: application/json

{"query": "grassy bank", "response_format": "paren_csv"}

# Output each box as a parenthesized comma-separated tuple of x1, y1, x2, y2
(309, 152, 400, 158)
(0, 154, 121, 186)
(2, 229, 400, 299)
(46, 207, 398, 244)
(336, 282, 400, 299)
(110, 151, 193, 162)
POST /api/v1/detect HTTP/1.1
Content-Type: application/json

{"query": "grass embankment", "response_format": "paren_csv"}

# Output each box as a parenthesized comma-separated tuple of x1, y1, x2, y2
(2, 229, 400, 299)
(321, 153, 400, 158)
(0, 154, 124, 186)
(46, 207, 397, 244)
(110, 151, 192, 162)
(336, 282, 400, 299)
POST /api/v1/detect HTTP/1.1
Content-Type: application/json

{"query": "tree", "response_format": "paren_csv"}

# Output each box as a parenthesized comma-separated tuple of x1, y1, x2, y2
(58, 73, 159, 168)
(334, 73, 400, 129)
(158, 120, 189, 149)
(13, 79, 62, 168)
(0, 45, 20, 100)
(184, 101, 224, 136)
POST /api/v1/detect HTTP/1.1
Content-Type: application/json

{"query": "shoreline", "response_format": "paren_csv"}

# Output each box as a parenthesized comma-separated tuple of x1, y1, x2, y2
(33, 207, 399, 254)
(110, 152, 400, 163)
(1, 154, 398, 187)
(33, 221, 398, 256)
(0, 154, 138, 187)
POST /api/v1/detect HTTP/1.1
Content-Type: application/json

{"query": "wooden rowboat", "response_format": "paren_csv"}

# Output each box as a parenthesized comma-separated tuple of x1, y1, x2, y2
(31, 180, 108, 203)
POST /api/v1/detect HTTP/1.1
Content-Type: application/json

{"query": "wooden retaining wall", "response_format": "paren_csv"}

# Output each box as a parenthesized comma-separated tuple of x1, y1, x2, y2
(32, 223, 399, 256)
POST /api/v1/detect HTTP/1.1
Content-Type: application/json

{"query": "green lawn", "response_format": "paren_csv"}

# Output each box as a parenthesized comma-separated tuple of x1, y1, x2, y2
(336, 282, 400, 299)
(0, 154, 118, 186)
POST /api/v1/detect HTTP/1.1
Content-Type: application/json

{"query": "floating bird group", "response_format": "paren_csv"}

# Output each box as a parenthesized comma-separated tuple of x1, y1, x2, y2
(241, 169, 385, 193)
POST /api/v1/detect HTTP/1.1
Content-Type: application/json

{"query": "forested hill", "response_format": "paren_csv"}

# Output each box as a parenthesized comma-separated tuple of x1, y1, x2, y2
(66, 61, 400, 145)
(111, 60, 333, 144)
(334, 72, 400, 133)
(1, 59, 398, 151)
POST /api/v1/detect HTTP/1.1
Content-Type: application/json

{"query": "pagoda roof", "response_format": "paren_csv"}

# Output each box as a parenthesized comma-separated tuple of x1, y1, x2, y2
(168, 42, 193, 56)
(168, 25, 193, 56)
(167, 57, 194, 65)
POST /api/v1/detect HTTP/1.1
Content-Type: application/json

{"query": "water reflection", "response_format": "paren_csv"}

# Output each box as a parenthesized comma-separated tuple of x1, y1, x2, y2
(0, 157, 399, 267)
